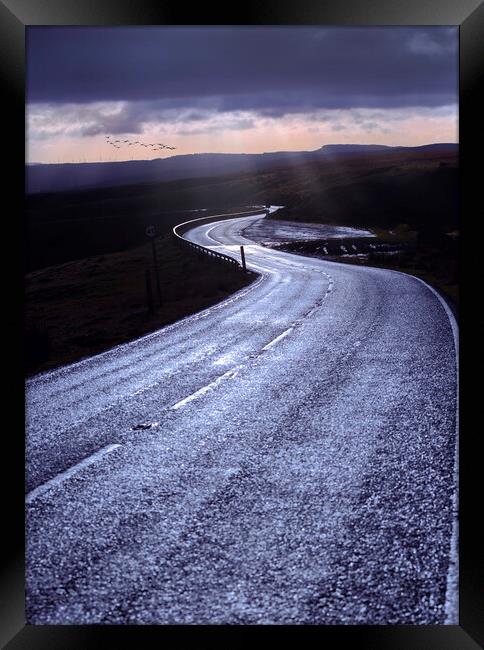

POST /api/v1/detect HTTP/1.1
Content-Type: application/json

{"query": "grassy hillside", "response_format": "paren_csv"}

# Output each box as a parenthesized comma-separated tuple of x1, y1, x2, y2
(25, 234, 254, 376)
(274, 161, 458, 230)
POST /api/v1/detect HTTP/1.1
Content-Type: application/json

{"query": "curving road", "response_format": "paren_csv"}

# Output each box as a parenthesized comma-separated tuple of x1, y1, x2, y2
(26, 209, 458, 624)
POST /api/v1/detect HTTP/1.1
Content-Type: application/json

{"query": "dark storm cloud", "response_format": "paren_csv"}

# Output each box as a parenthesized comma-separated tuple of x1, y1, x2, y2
(27, 26, 457, 114)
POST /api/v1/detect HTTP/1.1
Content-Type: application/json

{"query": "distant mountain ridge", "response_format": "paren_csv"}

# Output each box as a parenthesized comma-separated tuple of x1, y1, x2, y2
(27, 143, 458, 194)
(317, 143, 456, 154)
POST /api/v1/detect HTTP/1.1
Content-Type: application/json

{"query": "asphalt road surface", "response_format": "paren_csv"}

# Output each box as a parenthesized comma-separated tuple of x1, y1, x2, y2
(26, 209, 458, 624)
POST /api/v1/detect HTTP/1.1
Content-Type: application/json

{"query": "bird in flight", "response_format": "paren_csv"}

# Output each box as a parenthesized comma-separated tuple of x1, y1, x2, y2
(104, 135, 176, 152)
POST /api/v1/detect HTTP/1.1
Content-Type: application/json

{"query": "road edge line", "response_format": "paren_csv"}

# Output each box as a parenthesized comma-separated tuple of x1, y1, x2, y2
(26, 444, 121, 505)
(399, 272, 459, 625)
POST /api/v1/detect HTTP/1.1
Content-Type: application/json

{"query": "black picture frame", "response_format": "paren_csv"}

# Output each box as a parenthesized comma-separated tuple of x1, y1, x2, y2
(2, 1, 483, 647)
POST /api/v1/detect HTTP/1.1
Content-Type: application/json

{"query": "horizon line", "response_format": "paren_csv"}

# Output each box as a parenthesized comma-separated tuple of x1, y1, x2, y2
(26, 141, 459, 166)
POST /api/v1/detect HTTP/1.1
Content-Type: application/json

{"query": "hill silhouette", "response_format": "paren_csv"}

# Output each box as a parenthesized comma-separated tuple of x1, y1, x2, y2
(27, 143, 457, 194)
(26, 144, 458, 271)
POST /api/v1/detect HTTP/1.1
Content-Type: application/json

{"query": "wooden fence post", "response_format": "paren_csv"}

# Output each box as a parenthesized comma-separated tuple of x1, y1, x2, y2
(151, 240, 162, 306)
(240, 245, 247, 272)
(145, 269, 154, 315)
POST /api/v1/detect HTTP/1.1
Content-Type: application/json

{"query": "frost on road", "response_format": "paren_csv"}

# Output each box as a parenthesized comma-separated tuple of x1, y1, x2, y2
(25, 210, 458, 625)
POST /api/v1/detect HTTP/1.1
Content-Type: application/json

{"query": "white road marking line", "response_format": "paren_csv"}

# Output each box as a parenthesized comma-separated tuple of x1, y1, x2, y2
(388, 269, 459, 625)
(170, 367, 240, 410)
(26, 443, 121, 505)
(416, 286, 458, 625)
(262, 327, 294, 351)
(132, 382, 158, 397)
(213, 352, 237, 366)
(204, 224, 224, 245)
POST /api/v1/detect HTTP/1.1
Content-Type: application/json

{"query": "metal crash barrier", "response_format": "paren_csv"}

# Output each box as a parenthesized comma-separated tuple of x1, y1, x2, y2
(172, 209, 269, 271)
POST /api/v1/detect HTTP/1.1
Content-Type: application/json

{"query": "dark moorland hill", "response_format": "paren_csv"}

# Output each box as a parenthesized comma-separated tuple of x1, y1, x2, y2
(26, 144, 458, 271)
(273, 147, 458, 231)
(27, 143, 457, 194)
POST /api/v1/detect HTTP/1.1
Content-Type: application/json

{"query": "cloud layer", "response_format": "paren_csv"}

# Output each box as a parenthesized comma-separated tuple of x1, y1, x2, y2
(27, 102, 457, 141)
(27, 27, 457, 111)
(26, 27, 458, 162)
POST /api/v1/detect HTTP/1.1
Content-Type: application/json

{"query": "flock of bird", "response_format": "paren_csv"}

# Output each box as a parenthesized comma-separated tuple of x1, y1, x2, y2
(105, 135, 176, 152)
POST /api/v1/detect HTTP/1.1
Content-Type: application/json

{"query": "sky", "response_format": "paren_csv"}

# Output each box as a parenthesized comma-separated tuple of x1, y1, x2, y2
(26, 26, 458, 164)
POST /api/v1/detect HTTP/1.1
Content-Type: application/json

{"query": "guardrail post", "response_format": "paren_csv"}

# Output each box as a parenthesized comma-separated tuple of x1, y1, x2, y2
(173, 209, 263, 272)
(240, 245, 247, 272)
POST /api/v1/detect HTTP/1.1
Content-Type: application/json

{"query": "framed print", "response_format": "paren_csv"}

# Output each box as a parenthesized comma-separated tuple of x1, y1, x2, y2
(1, 0, 483, 647)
